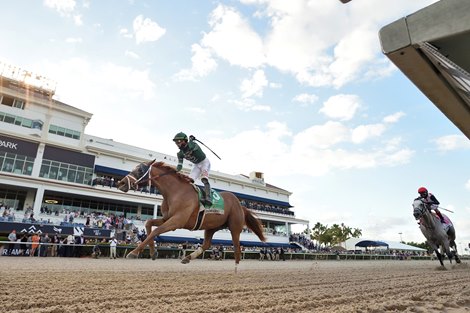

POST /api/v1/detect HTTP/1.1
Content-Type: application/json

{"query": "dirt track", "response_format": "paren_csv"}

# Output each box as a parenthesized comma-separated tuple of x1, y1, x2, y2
(0, 257, 469, 313)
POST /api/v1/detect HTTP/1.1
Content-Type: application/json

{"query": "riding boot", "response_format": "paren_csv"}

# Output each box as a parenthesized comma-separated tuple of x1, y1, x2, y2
(435, 210, 445, 224)
(202, 178, 212, 207)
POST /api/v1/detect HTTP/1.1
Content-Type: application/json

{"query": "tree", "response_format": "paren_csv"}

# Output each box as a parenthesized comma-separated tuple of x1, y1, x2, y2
(310, 222, 362, 247)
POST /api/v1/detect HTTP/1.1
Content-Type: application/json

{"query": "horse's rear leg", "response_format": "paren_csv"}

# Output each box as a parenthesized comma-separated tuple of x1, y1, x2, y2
(229, 230, 242, 274)
(182, 229, 216, 264)
(449, 241, 461, 264)
(145, 218, 164, 260)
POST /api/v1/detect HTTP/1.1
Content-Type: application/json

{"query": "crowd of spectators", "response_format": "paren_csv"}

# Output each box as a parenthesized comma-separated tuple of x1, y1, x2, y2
(92, 175, 160, 194)
(240, 199, 293, 216)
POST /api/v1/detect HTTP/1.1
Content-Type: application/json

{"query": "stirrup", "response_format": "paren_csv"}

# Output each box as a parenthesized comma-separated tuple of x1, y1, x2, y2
(203, 198, 212, 207)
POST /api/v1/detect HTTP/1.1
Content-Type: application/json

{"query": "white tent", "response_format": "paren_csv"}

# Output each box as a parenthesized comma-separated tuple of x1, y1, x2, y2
(343, 238, 426, 252)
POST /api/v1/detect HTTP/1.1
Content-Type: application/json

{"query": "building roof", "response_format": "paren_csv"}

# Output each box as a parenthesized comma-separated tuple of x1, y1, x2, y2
(379, 0, 470, 140)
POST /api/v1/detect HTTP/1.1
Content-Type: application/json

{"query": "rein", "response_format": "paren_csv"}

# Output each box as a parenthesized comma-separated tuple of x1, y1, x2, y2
(134, 161, 175, 188)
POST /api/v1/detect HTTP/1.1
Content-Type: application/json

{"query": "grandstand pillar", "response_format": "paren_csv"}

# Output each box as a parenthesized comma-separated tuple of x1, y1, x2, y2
(32, 185, 45, 216)
(32, 143, 46, 177)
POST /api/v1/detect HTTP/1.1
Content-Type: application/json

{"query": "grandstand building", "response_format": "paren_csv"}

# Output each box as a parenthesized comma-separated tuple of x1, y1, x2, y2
(0, 63, 308, 247)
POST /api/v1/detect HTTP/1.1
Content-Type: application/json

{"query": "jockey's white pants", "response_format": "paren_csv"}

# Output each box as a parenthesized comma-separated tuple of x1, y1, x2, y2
(190, 158, 211, 181)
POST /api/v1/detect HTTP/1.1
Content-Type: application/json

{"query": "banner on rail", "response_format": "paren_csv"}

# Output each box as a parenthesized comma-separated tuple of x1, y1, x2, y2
(0, 222, 111, 237)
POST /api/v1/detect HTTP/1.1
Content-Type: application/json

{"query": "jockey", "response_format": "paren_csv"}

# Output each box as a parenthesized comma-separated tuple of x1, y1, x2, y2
(173, 132, 212, 207)
(417, 187, 445, 224)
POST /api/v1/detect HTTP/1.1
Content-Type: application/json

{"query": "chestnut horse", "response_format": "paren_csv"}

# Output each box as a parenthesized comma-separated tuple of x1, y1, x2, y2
(116, 160, 266, 268)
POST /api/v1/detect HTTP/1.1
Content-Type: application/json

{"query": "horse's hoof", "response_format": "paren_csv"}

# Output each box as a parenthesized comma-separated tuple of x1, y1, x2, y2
(126, 252, 138, 259)
(151, 252, 157, 261)
(181, 258, 190, 264)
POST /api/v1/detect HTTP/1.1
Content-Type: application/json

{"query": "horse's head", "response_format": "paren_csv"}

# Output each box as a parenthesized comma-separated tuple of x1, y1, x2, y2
(117, 160, 154, 192)
(412, 198, 427, 220)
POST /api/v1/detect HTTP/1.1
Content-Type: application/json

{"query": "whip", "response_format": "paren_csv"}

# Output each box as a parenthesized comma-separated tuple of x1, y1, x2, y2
(192, 138, 222, 160)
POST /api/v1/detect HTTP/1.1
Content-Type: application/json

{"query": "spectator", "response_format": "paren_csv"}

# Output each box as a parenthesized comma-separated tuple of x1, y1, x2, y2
(19, 233, 28, 256)
(30, 233, 40, 257)
(92, 244, 101, 259)
(51, 234, 60, 257)
(280, 247, 285, 261)
(42, 234, 51, 257)
(109, 236, 118, 259)
(7, 230, 17, 256)
(74, 235, 85, 257)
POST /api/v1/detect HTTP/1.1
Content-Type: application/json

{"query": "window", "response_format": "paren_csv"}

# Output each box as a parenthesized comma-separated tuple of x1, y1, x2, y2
(13, 99, 25, 109)
(0, 110, 43, 131)
(1, 96, 14, 107)
(48, 124, 81, 140)
(0, 153, 34, 176)
(39, 159, 93, 185)
(4, 113, 15, 124)
(32, 120, 43, 130)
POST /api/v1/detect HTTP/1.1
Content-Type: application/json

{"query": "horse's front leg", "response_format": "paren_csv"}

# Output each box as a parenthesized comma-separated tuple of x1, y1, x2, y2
(434, 248, 444, 267)
(443, 243, 453, 264)
(127, 217, 185, 259)
(145, 218, 165, 260)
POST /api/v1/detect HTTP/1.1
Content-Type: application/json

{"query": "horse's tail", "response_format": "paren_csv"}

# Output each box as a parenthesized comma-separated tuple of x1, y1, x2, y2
(242, 206, 266, 242)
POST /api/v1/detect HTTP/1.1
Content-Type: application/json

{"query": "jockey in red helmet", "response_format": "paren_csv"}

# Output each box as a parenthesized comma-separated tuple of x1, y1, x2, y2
(416, 187, 445, 224)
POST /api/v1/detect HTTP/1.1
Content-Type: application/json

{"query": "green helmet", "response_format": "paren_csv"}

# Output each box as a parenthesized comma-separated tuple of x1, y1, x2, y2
(173, 132, 188, 141)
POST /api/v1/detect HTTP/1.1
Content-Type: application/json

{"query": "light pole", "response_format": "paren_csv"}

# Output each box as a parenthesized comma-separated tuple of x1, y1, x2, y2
(398, 232, 403, 242)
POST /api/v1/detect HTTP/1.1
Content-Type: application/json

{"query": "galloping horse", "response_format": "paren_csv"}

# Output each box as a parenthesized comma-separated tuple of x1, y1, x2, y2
(116, 160, 266, 268)
(412, 198, 461, 266)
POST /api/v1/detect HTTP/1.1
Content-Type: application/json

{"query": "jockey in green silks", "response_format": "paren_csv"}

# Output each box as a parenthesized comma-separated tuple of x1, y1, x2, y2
(173, 132, 212, 207)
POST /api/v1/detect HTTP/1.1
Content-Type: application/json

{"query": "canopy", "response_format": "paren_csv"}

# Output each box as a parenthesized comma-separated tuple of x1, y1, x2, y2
(355, 240, 389, 249)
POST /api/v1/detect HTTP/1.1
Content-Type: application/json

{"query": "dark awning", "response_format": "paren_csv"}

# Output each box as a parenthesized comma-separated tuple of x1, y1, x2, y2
(154, 236, 201, 244)
(94, 165, 129, 177)
(355, 240, 389, 248)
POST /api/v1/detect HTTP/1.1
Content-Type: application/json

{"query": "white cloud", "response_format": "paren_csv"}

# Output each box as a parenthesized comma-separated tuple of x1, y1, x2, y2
(196, 1, 438, 90)
(201, 4, 265, 68)
(65, 37, 82, 43)
(230, 98, 271, 112)
(187, 107, 205, 114)
(124, 50, 140, 59)
(434, 135, 470, 151)
(319, 94, 360, 121)
(351, 124, 386, 144)
(44, 0, 76, 16)
(465, 179, 470, 191)
(292, 93, 318, 106)
(383, 111, 405, 123)
(133, 15, 166, 44)
(240, 69, 268, 98)
(174, 44, 217, 81)
(73, 14, 82, 26)
(120, 28, 133, 39)
(294, 121, 349, 149)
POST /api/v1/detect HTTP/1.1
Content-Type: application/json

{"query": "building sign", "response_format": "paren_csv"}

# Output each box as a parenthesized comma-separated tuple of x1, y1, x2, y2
(0, 135, 38, 157)
(44, 145, 95, 167)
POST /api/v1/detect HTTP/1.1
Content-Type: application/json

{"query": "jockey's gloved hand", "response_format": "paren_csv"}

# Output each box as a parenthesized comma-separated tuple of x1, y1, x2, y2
(189, 135, 195, 141)
(176, 164, 182, 171)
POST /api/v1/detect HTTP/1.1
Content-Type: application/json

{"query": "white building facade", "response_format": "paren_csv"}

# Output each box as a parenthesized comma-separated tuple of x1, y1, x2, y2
(0, 64, 308, 246)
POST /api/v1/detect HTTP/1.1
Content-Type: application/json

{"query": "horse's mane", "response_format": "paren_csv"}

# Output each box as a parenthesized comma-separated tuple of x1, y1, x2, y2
(153, 161, 194, 184)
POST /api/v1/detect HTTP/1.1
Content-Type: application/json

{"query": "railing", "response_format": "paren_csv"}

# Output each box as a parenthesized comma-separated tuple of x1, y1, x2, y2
(2, 241, 468, 261)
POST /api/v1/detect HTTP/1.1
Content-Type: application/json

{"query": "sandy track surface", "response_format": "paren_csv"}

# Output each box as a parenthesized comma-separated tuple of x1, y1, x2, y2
(1, 257, 469, 313)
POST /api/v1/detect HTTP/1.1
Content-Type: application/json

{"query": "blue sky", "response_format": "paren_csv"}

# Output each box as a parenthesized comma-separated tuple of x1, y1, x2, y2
(1, 0, 469, 249)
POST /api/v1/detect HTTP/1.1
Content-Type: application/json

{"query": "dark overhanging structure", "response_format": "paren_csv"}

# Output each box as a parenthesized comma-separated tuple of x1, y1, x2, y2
(379, 0, 470, 140)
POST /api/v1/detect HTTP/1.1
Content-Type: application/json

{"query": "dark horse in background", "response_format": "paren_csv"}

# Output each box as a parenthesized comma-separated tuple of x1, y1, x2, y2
(412, 198, 461, 267)
(117, 160, 266, 270)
